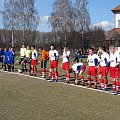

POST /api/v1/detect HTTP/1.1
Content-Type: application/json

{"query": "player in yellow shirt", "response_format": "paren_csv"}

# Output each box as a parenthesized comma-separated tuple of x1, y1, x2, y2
(19, 45, 26, 72)
(25, 46, 31, 72)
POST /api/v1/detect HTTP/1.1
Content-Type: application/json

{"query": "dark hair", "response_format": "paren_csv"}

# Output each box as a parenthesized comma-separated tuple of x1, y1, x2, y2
(102, 46, 106, 52)
(89, 47, 94, 51)
(32, 45, 35, 49)
(39, 47, 43, 50)
(50, 44, 54, 47)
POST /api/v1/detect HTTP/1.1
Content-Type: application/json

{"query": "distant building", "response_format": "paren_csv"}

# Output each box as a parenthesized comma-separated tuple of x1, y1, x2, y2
(106, 5, 120, 46)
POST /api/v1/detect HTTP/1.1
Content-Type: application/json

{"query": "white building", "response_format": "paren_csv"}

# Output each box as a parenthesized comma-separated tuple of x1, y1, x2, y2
(106, 5, 120, 46)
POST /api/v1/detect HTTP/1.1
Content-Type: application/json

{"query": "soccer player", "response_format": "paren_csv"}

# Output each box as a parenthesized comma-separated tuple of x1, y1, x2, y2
(97, 46, 110, 91)
(73, 49, 82, 62)
(39, 47, 49, 78)
(68, 61, 86, 85)
(61, 47, 71, 83)
(25, 46, 31, 72)
(87, 47, 100, 89)
(0, 48, 3, 70)
(30, 45, 38, 77)
(47, 44, 59, 82)
(7, 47, 15, 72)
(20, 44, 26, 72)
(3, 48, 8, 71)
(109, 45, 120, 95)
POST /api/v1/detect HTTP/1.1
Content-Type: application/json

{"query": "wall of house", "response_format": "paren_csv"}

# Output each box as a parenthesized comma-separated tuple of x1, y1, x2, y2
(115, 12, 120, 28)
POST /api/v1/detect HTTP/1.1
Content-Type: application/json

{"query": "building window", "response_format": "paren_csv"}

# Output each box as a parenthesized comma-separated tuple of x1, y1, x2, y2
(118, 20, 120, 28)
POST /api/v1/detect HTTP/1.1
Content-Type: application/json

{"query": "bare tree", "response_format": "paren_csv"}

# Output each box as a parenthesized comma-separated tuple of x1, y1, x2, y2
(74, 0, 90, 46)
(49, 0, 75, 47)
(3, 0, 39, 47)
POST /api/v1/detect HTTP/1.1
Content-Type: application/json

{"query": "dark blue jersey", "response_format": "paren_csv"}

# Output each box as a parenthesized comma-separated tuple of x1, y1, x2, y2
(0, 50, 3, 57)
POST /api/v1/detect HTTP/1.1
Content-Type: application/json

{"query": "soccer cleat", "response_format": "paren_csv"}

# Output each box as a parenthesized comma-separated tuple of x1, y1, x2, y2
(65, 80, 70, 84)
(55, 79, 59, 82)
(41, 75, 45, 78)
(93, 85, 97, 89)
(104, 88, 107, 91)
(34, 74, 37, 77)
(113, 92, 119, 95)
(46, 78, 51, 80)
(75, 80, 79, 85)
(81, 81, 85, 86)
(87, 84, 91, 88)
(30, 73, 33, 76)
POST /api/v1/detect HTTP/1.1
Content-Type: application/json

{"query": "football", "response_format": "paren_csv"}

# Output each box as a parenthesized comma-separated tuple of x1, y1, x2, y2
(18, 69, 22, 73)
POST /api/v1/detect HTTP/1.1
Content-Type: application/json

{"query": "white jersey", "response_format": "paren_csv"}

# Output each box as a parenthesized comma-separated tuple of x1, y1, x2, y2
(100, 52, 110, 67)
(72, 62, 84, 73)
(110, 52, 120, 67)
(25, 50, 30, 58)
(87, 54, 100, 66)
(49, 50, 58, 61)
(20, 48, 26, 57)
(32, 49, 37, 60)
(62, 51, 70, 63)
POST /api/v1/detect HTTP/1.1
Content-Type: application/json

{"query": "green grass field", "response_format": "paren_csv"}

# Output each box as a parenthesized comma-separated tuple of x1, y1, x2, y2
(0, 57, 120, 120)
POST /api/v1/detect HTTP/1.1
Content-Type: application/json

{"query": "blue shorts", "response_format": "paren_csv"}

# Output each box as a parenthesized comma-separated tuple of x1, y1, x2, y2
(3, 60, 8, 64)
(41, 60, 47, 69)
(7, 59, 14, 65)
(0, 57, 3, 63)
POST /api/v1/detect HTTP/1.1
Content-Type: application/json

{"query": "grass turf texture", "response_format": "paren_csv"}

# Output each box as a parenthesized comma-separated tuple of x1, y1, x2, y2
(0, 71, 120, 120)
(0, 56, 118, 120)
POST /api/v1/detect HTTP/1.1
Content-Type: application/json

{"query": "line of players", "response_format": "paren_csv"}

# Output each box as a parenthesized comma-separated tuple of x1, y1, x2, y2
(0, 44, 120, 95)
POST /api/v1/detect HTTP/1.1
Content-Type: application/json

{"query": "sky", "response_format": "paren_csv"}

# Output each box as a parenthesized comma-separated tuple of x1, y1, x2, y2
(0, 0, 120, 32)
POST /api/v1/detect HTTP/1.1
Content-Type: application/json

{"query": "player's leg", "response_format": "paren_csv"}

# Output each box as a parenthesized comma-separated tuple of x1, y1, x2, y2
(7, 62, 11, 72)
(24, 59, 27, 72)
(92, 67, 98, 89)
(4, 60, 7, 71)
(99, 67, 104, 90)
(87, 66, 92, 87)
(1, 57, 3, 70)
(75, 73, 79, 85)
(54, 68, 58, 82)
(115, 78, 119, 94)
(41, 60, 46, 78)
(11, 58, 14, 72)
(47, 61, 52, 80)
(79, 70, 85, 85)
(53, 60, 58, 82)
(30, 59, 34, 76)
(62, 62, 70, 83)
(20, 58, 25, 72)
(33, 65, 37, 77)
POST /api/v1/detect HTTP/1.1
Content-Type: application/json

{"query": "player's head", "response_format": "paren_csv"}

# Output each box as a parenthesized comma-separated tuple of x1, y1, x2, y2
(39, 47, 43, 52)
(31, 45, 35, 50)
(50, 44, 55, 50)
(27, 46, 29, 50)
(89, 47, 94, 55)
(4, 47, 7, 51)
(99, 46, 106, 52)
(22, 44, 25, 48)
(63, 46, 67, 52)
(10, 47, 14, 51)
(109, 45, 116, 53)
(68, 68, 73, 73)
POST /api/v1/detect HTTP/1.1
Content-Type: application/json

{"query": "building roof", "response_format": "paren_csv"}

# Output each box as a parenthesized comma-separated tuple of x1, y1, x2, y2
(112, 5, 120, 13)
(106, 28, 120, 40)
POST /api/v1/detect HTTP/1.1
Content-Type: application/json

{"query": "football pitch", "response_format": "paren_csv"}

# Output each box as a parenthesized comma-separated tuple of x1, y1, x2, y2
(0, 70, 120, 120)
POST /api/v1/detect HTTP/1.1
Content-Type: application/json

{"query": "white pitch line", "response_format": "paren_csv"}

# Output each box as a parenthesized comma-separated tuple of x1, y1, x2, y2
(0, 70, 118, 95)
